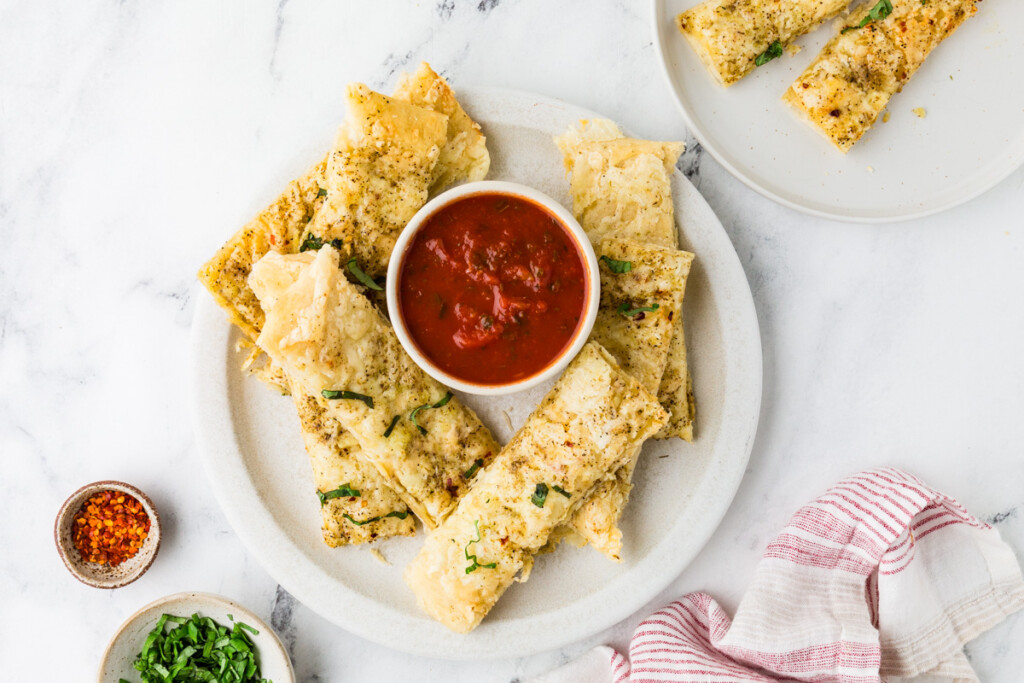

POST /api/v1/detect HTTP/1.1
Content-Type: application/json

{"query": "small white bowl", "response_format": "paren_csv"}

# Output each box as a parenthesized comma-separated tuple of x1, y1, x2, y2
(387, 181, 599, 396)
(54, 480, 161, 589)
(99, 591, 295, 683)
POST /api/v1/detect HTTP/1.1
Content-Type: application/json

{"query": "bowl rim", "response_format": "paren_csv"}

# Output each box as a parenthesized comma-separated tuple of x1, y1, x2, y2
(386, 180, 600, 396)
(97, 590, 295, 683)
(53, 479, 161, 589)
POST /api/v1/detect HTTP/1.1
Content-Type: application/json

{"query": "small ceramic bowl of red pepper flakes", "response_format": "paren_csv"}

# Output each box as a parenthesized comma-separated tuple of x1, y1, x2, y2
(54, 480, 161, 589)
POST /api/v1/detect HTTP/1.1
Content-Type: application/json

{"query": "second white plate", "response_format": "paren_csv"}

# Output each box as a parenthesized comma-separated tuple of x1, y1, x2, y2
(190, 87, 762, 659)
(653, 0, 1024, 222)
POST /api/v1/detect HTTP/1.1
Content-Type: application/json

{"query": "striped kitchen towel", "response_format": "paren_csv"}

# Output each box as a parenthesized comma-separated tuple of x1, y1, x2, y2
(530, 468, 1024, 683)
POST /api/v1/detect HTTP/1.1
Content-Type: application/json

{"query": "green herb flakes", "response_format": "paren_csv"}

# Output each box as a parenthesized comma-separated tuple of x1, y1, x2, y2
(842, 0, 893, 33)
(464, 520, 497, 574)
(299, 233, 324, 252)
(343, 510, 409, 526)
(618, 302, 660, 318)
(316, 484, 360, 506)
(321, 389, 374, 408)
(410, 391, 453, 435)
(531, 483, 549, 507)
(754, 40, 783, 67)
(346, 257, 383, 291)
(383, 414, 400, 438)
(127, 612, 271, 683)
(599, 255, 633, 274)
(552, 485, 571, 498)
(464, 459, 484, 479)
(317, 187, 327, 198)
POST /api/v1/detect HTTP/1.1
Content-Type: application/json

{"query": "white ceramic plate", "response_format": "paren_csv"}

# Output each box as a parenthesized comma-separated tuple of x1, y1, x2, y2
(652, 0, 1024, 222)
(99, 592, 294, 682)
(189, 88, 762, 660)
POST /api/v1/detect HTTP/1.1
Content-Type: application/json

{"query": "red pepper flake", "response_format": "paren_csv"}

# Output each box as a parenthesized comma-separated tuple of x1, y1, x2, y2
(71, 489, 150, 567)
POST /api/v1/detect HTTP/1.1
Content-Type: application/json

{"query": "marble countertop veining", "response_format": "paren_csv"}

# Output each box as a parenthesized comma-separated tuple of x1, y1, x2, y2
(2, 1, 1023, 681)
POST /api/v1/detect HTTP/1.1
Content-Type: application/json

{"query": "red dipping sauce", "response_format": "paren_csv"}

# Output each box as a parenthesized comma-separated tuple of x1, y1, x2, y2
(398, 193, 588, 385)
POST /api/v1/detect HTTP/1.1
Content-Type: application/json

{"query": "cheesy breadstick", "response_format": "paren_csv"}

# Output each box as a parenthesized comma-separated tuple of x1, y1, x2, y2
(405, 342, 668, 633)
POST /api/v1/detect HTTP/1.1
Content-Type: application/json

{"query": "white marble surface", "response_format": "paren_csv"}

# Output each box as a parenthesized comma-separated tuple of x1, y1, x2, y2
(2, 1, 1022, 681)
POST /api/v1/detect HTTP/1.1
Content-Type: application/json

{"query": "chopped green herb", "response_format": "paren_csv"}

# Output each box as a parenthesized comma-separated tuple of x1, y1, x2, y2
(128, 612, 271, 683)
(383, 414, 400, 438)
(531, 483, 549, 507)
(552, 485, 571, 498)
(599, 255, 633, 274)
(618, 302, 660, 318)
(317, 187, 327, 198)
(346, 258, 383, 291)
(754, 40, 783, 67)
(410, 391, 454, 435)
(321, 389, 374, 408)
(842, 0, 893, 33)
(464, 520, 497, 574)
(330, 238, 344, 250)
(316, 484, 360, 505)
(464, 459, 484, 479)
(343, 510, 409, 526)
(299, 233, 324, 252)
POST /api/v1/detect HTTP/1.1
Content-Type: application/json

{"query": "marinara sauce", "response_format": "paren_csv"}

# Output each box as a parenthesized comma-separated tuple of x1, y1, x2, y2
(398, 193, 588, 385)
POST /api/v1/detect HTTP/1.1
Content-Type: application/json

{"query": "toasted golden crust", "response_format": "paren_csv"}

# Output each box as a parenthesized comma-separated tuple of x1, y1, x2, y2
(555, 119, 696, 441)
(197, 158, 327, 342)
(405, 342, 668, 633)
(784, 0, 978, 152)
(293, 390, 416, 545)
(301, 84, 448, 279)
(677, 0, 850, 86)
(554, 120, 683, 249)
(569, 239, 694, 559)
(252, 248, 500, 529)
(393, 62, 490, 193)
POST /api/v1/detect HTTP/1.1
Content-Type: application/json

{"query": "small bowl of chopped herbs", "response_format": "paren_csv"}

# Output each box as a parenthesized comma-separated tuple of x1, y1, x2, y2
(99, 592, 294, 683)
(54, 480, 162, 589)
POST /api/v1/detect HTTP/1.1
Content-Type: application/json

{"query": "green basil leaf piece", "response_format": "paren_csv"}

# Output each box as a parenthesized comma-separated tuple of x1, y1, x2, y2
(599, 255, 633, 274)
(531, 483, 549, 508)
(317, 484, 361, 505)
(410, 391, 454, 435)
(347, 257, 383, 291)
(754, 40, 783, 66)
(617, 302, 660, 318)
(321, 389, 374, 408)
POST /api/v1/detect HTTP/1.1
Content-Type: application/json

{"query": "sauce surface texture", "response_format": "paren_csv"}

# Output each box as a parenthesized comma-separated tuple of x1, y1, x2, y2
(398, 193, 587, 385)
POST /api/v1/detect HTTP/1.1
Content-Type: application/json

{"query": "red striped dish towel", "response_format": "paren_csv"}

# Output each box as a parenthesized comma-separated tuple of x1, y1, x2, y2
(530, 468, 1024, 683)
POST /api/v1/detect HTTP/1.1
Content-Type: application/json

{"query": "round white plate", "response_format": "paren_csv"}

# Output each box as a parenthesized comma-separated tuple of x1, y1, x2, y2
(652, 0, 1024, 222)
(190, 88, 762, 660)
(99, 592, 294, 682)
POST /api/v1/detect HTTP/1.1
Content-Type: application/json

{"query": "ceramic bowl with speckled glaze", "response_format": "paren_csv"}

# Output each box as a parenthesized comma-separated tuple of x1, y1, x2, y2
(54, 480, 161, 589)
(98, 591, 295, 683)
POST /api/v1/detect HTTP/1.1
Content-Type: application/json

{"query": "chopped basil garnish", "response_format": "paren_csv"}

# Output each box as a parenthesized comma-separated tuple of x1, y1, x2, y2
(317, 187, 327, 198)
(322, 389, 374, 408)
(317, 483, 360, 505)
(599, 255, 633, 274)
(618, 302, 660, 318)
(343, 510, 409, 526)
(552, 485, 571, 498)
(128, 612, 267, 683)
(299, 233, 324, 252)
(842, 0, 893, 33)
(464, 520, 497, 574)
(464, 458, 484, 479)
(410, 391, 454, 435)
(531, 483, 549, 508)
(299, 233, 342, 252)
(347, 257, 383, 291)
(754, 40, 783, 67)
(383, 414, 400, 437)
